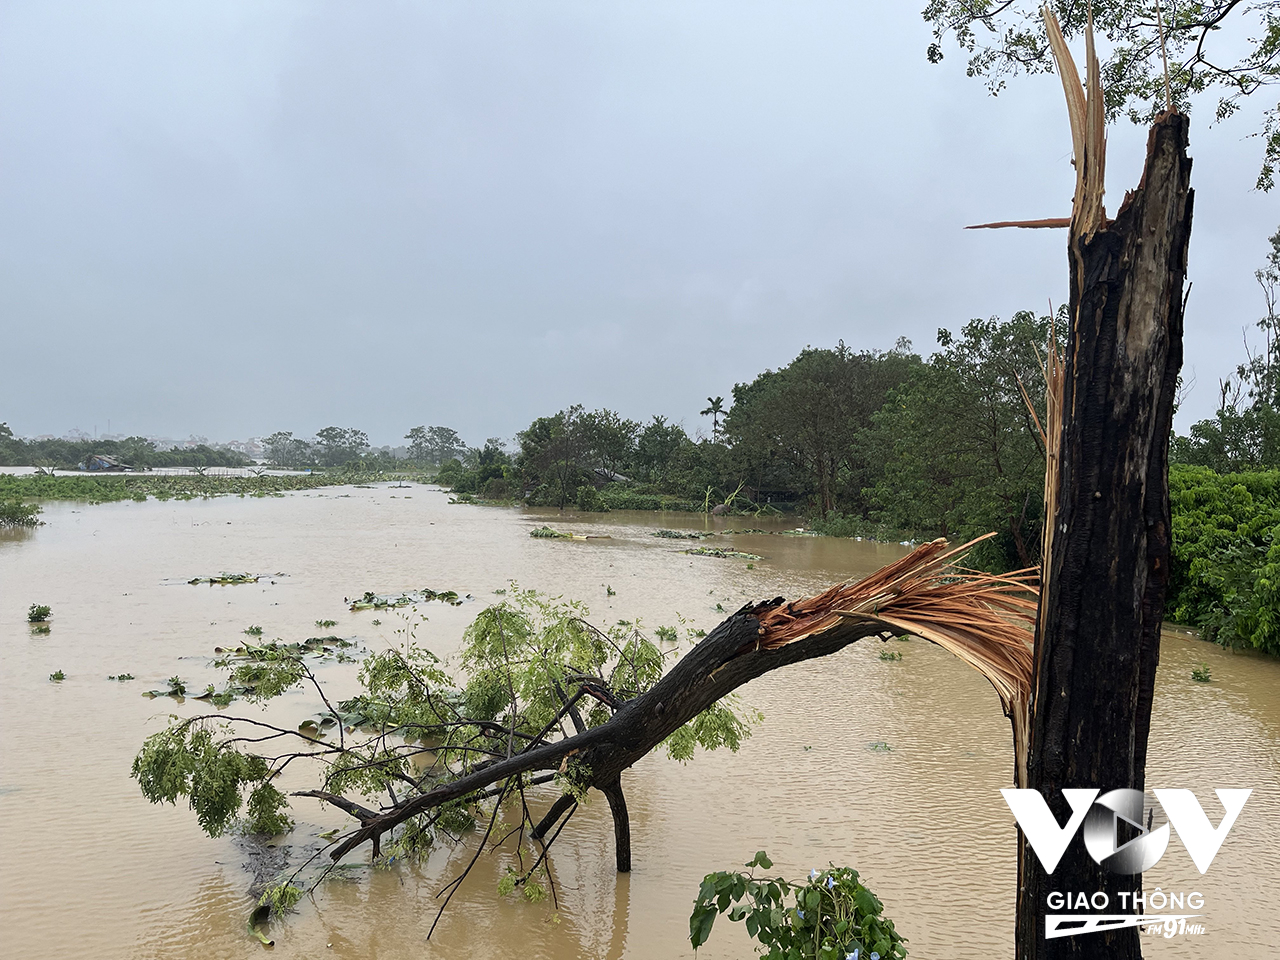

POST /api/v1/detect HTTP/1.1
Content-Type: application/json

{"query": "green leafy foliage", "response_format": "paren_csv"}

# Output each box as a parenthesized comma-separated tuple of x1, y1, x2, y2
(27, 603, 51, 622)
(663, 699, 758, 763)
(0, 499, 40, 526)
(1167, 464, 1280, 653)
(921, 2, 1280, 190)
(0, 425, 249, 470)
(1191, 664, 1213, 683)
(49, 669, 65, 682)
(0, 471, 397, 507)
(863, 312, 1058, 571)
(131, 723, 279, 838)
(690, 852, 907, 959)
(436, 437, 517, 500)
(131, 588, 758, 889)
(257, 880, 304, 914)
(725, 340, 921, 516)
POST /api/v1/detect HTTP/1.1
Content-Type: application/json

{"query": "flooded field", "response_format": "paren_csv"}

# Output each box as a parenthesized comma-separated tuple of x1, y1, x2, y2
(2, 482, 1277, 958)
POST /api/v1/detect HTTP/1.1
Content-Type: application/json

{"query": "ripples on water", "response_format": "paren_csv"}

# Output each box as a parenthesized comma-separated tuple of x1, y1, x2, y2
(1, 486, 1276, 958)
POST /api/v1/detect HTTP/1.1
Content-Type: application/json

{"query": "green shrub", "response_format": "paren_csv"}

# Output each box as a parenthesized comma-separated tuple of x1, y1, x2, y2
(0, 499, 40, 526)
(575, 484, 606, 512)
(28, 604, 51, 623)
(690, 851, 907, 959)
(1168, 465, 1280, 654)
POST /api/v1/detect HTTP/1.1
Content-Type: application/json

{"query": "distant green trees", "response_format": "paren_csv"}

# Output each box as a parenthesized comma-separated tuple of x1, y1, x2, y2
(261, 431, 316, 469)
(405, 425, 468, 466)
(262, 427, 375, 470)
(865, 313, 1057, 569)
(1173, 227, 1280, 471)
(439, 438, 517, 500)
(314, 426, 370, 467)
(725, 340, 921, 516)
(0, 424, 249, 470)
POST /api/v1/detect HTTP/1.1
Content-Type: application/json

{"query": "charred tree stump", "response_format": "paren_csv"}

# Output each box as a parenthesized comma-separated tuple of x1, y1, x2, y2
(1016, 111, 1192, 960)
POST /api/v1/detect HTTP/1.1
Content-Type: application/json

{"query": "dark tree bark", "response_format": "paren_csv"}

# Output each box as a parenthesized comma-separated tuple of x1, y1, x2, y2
(1016, 112, 1192, 960)
(602, 778, 632, 872)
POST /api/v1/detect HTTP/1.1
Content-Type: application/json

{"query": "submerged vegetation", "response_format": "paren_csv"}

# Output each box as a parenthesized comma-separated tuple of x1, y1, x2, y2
(684, 547, 763, 561)
(190, 573, 259, 586)
(0, 471, 403, 505)
(1, 498, 40, 526)
(689, 851, 908, 960)
(347, 589, 464, 611)
(0, 423, 249, 470)
(131, 589, 757, 924)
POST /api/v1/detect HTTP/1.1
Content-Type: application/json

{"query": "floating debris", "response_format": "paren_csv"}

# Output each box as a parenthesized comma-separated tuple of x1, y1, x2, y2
(684, 547, 763, 561)
(530, 526, 611, 541)
(347, 589, 467, 611)
(143, 676, 189, 699)
(213, 636, 356, 663)
(651, 529, 714, 540)
(189, 573, 259, 585)
(530, 526, 572, 539)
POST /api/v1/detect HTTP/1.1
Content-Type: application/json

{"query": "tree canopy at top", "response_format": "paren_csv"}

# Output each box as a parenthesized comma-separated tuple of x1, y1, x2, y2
(923, 0, 1280, 187)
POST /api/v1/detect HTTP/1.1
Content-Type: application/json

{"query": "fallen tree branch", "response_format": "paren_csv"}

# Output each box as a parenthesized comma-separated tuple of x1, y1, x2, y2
(326, 537, 1036, 866)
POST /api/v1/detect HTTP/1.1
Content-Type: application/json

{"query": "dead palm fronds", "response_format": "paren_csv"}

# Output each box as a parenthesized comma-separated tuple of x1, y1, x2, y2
(753, 535, 1038, 714)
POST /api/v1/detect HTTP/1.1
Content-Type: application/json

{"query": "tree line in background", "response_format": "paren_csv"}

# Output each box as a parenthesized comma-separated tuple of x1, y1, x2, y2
(0, 425, 249, 470)
(7, 233, 1280, 653)
(432, 231, 1280, 655)
(436, 315, 1055, 574)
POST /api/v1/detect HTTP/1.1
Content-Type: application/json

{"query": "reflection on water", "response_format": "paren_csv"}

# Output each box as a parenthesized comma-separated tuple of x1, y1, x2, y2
(0, 524, 36, 546)
(1, 488, 1277, 959)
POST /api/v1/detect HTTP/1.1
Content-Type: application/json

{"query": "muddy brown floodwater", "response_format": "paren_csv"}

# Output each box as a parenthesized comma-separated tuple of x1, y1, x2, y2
(2, 483, 1277, 959)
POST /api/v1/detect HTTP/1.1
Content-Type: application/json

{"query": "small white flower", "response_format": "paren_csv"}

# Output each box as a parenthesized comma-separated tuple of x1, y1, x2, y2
(846, 951, 859, 960)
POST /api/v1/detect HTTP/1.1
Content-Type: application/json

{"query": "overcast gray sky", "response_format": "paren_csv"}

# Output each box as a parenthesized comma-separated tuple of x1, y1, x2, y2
(1, 1, 1275, 447)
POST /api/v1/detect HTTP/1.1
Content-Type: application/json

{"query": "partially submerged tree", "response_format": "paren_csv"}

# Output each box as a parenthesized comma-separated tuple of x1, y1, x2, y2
(133, 541, 1036, 930)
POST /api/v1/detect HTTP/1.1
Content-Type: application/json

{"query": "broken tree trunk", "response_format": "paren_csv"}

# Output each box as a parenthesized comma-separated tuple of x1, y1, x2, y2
(320, 538, 1037, 874)
(1015, 110, 1192, 960)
